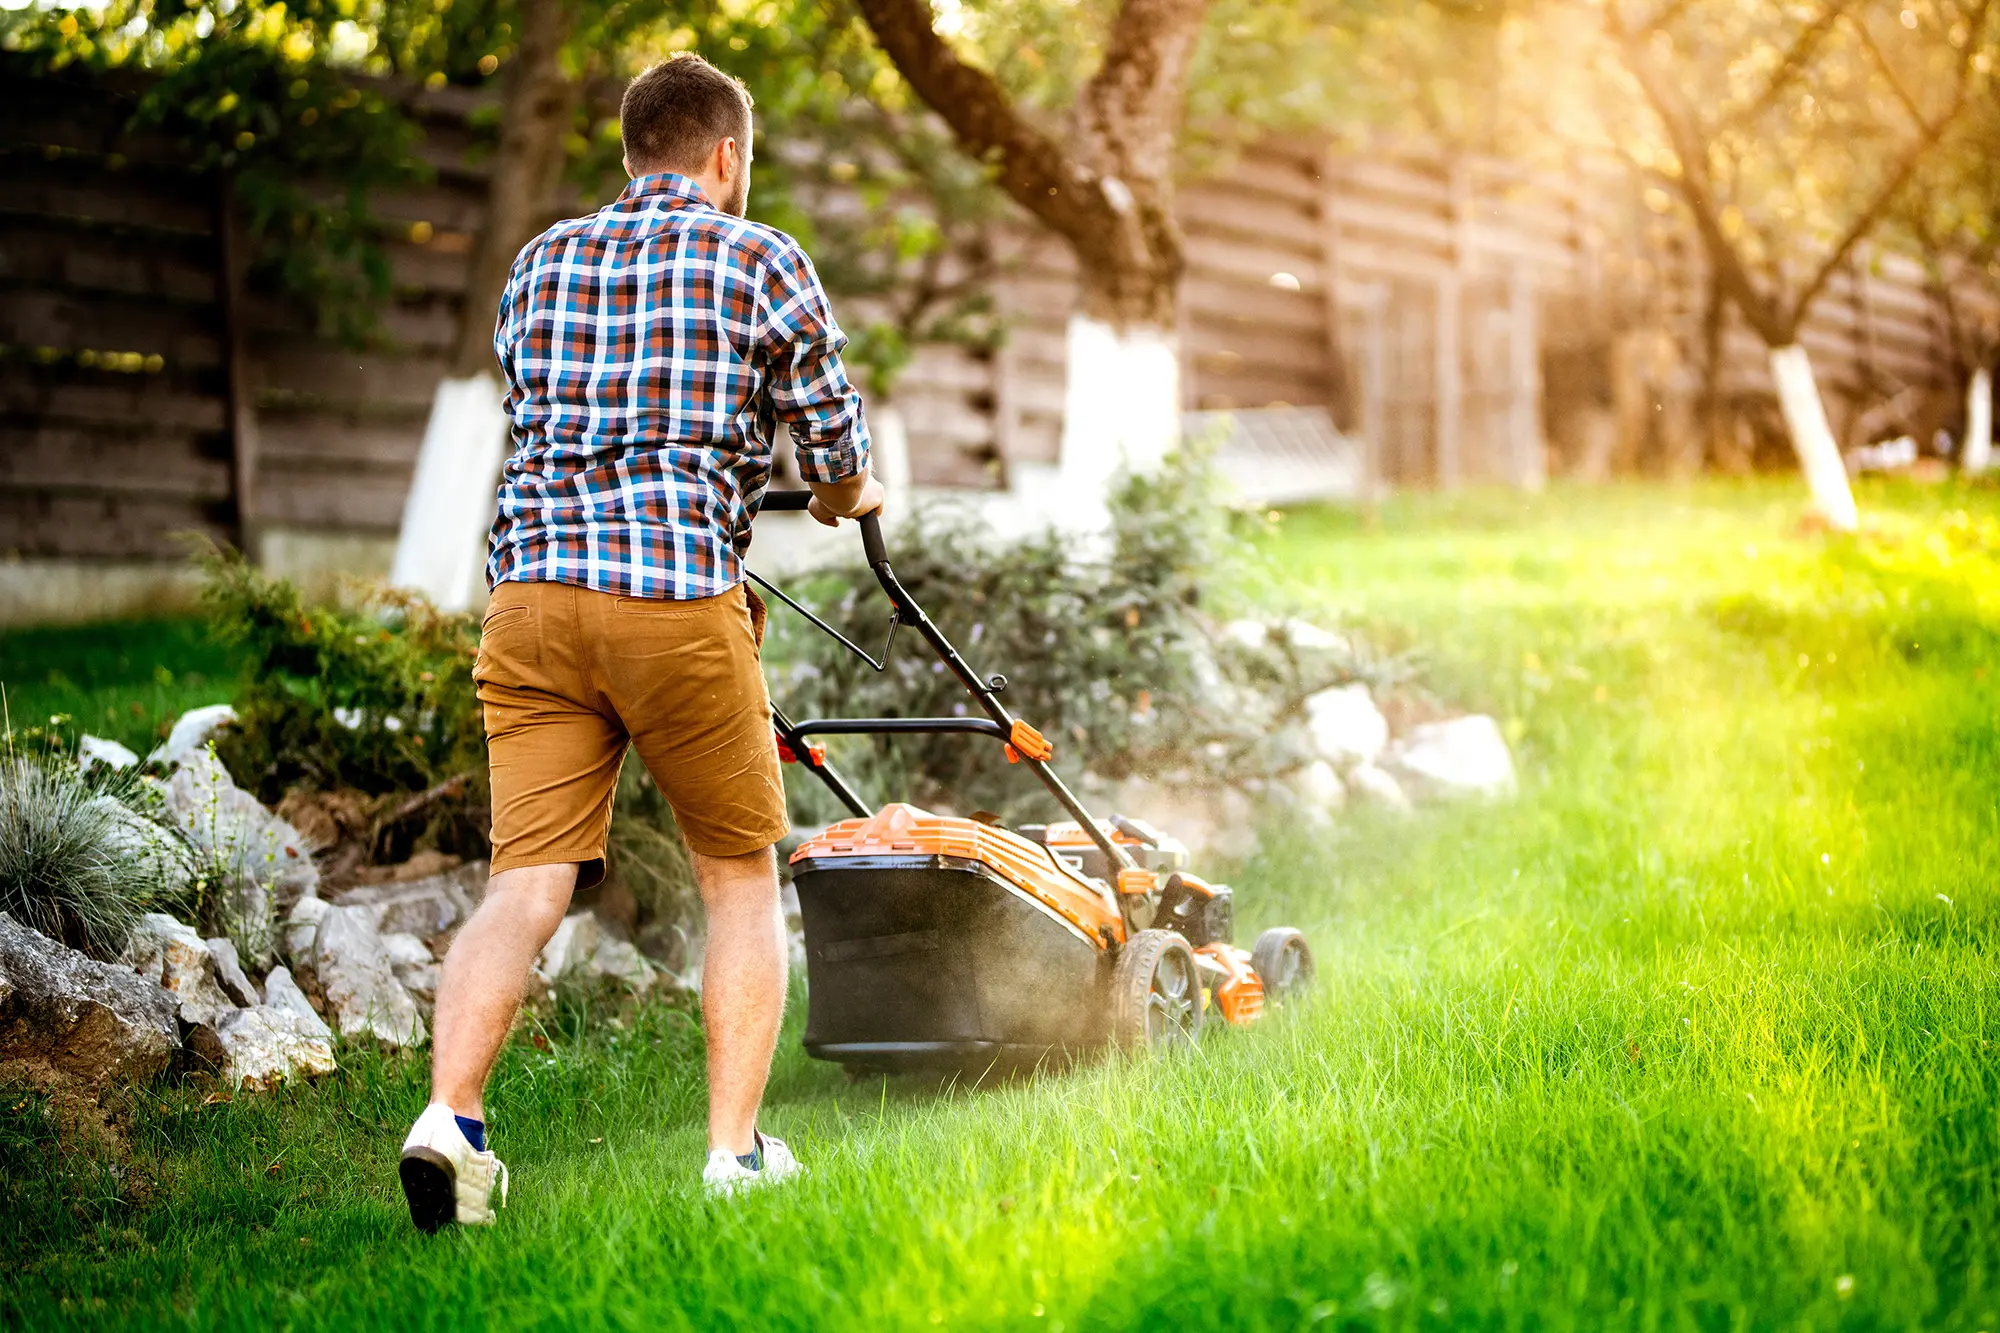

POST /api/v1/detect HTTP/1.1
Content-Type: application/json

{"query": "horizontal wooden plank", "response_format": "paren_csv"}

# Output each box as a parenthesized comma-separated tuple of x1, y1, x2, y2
(0, 428, 231, 500)
(999, 414, 1061, 466)
(0, 364, 226, 431)
(899, 397, 996, 449)
(1225, 153, 1324, 208)
(0, 90, 187, 166)
(1181, 188, 1323, 253)
(257, 414, 425, 469)
(1183, 277, 1324, 335)
(0, 216, 217, 304)
(1331, 193, 1456, 253)
(253, 343, 449, 411)
(0, 286, 222, 369)
(0, 490, 226, 560)
(255, 467, 411, 531)
(899, 345, 995, 396)
(1331, 156, 1453, 212)
(0, 154, 214, 236)
(1188, 370, 1333, 411)
(389, 241, 474, 298)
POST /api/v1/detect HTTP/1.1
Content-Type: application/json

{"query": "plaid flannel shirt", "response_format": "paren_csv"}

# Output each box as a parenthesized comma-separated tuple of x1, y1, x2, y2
(486, 172, 870, 599)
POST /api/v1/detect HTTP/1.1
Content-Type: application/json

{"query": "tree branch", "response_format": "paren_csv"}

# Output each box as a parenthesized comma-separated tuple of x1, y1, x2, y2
(1784, 0, 1991, 327)
(1721, 0, 1855, 132)
(849, 0, 1113, 244)
(1608, 12, 1788, 342)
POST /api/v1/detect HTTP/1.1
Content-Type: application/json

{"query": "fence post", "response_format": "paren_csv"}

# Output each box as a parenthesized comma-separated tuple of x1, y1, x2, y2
(215, 174, 261, 560)
(1508, 270, 1543, 489)
(1316, 147, 1356, 437)
(1435, 158, 1469, 488)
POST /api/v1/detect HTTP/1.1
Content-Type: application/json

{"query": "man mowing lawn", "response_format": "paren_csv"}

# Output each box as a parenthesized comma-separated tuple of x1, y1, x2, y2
(397, 52, 885, 1230)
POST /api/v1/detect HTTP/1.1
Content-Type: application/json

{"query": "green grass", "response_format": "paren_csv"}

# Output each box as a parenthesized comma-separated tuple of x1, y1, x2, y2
(6, 479, 2000, 1330)
(0, 619, 233, 755)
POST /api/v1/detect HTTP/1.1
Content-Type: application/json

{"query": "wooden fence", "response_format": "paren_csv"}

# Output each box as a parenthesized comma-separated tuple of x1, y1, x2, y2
(0, 57, 1976, 605)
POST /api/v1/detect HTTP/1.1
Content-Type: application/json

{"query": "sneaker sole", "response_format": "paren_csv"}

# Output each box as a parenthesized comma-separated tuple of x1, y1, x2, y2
(399, 1147, 457, 1233)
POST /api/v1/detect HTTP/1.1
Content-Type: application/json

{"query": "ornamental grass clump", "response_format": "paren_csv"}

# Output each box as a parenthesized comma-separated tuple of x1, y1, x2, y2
(0, 723, 189, 958)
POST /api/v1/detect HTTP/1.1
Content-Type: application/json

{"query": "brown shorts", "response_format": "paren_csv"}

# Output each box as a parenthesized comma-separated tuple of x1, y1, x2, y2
(475, 579, 787, 886)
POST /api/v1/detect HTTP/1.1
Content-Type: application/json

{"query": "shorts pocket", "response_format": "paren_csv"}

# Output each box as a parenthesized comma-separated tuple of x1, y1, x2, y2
(474, 601, 540, 680)
(613, 594, 721, 617)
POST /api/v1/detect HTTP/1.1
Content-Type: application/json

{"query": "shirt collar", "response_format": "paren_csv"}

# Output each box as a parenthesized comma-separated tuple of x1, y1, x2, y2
(619, 172, 713, 209)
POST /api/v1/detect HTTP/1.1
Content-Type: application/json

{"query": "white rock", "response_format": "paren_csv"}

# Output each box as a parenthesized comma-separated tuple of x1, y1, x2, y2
(378, 932, 434, 969)
(329, 862, 483, 937)
(395, 960, 442, 1008)
(260, 965, 332, 1040)
(77, 735, 139, 771)
(534, 912, 604, 985)
(283, 895, 330, 963)
(146, 704, 239, 767)
(1390, 715, 1517, 799)
(119, 913, 237, 1029)
(312, 905, 425, 1048)
(1290, 760, 1348, 822)
(1280, 618, 1351, 654)
(1347, 763, 1413, 812)
(204, 936, 261, 1007)
(217, 1005, 336, 1091)
(589, 936, 655, 991)
(90, 798, 195, 898)
(166, 751, 318, 961)
(1304, 683, 1389, 768)
(0, 911, 180, 1089)
(1221, 619, 1270, 650)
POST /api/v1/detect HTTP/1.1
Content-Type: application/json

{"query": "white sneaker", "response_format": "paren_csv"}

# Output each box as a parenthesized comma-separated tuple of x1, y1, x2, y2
(399, 1103, 508, 1231)
(702, 1131, 803, 1197)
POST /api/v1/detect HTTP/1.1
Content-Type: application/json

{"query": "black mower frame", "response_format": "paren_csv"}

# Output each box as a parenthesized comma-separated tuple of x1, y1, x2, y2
(753, 490, 1138, 881)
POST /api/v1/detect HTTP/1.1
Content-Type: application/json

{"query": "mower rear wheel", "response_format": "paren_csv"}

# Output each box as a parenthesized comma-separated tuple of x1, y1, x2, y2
(1111, 929, 1204, 1052)
(1251, 928, 1316, 1005)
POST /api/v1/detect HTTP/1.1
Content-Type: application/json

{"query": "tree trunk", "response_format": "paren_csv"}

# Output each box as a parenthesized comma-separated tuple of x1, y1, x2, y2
(1963, 365, 1993, 474)
(395, 0, 577, 608)
(452, 0, 579, 376)
(1768, 344, 1858, 532)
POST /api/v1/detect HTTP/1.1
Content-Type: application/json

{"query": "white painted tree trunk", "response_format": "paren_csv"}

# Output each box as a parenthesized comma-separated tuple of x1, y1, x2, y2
(1962, 366, 1993, 474)
(994, 315, 1179, 536)
(1768, 344, 1858, 533)
(391, 374, 511, 612)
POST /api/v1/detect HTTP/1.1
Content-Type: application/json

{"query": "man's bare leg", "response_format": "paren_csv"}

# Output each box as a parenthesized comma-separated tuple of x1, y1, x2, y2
(430, 862, 578, 1118)
(692, 845, 787, 1156)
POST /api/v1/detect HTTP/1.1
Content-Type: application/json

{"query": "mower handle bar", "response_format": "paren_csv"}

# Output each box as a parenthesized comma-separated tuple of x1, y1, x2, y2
(760, 489, 888, 567)
(756, 489, 1138, 879)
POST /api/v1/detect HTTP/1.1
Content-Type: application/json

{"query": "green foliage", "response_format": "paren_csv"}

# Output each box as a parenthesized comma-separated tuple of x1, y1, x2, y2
(769, 448, 1381, 824)
(195, 549, 482, 809)
(0, 720, 186, 958)
(5, 1, 435, 346)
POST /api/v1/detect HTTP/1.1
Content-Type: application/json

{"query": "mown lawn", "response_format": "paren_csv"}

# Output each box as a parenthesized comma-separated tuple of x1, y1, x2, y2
(4, 479, 1999, 1331)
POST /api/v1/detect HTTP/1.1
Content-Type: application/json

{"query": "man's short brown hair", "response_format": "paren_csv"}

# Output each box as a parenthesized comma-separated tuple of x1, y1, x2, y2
(620, 54, 753, 175)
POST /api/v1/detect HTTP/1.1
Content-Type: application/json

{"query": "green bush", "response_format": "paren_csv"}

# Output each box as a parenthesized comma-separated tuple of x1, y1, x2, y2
(766, 449, 1391, 825)
(197, 548, 484, 812)
(0, 721, 188, 957)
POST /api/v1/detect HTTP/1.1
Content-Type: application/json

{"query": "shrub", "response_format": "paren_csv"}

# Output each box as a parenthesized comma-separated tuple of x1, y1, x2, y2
(0, 722, 189, 957)
(196, 546, 487, 858)
(766, 448, 1394, 825)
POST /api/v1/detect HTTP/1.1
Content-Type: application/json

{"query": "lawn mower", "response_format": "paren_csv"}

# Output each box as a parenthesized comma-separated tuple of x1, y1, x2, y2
(752, 493, 1315, 1074)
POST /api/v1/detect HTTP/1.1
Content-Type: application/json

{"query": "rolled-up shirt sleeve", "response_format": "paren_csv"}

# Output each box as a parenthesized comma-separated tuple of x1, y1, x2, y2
(756, 242, 871, 484)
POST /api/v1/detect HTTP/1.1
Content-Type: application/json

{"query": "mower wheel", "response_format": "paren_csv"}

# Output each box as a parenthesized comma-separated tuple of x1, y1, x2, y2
(1111, 929, 1204, 1052)
(1251, 928, 1316, 1005)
